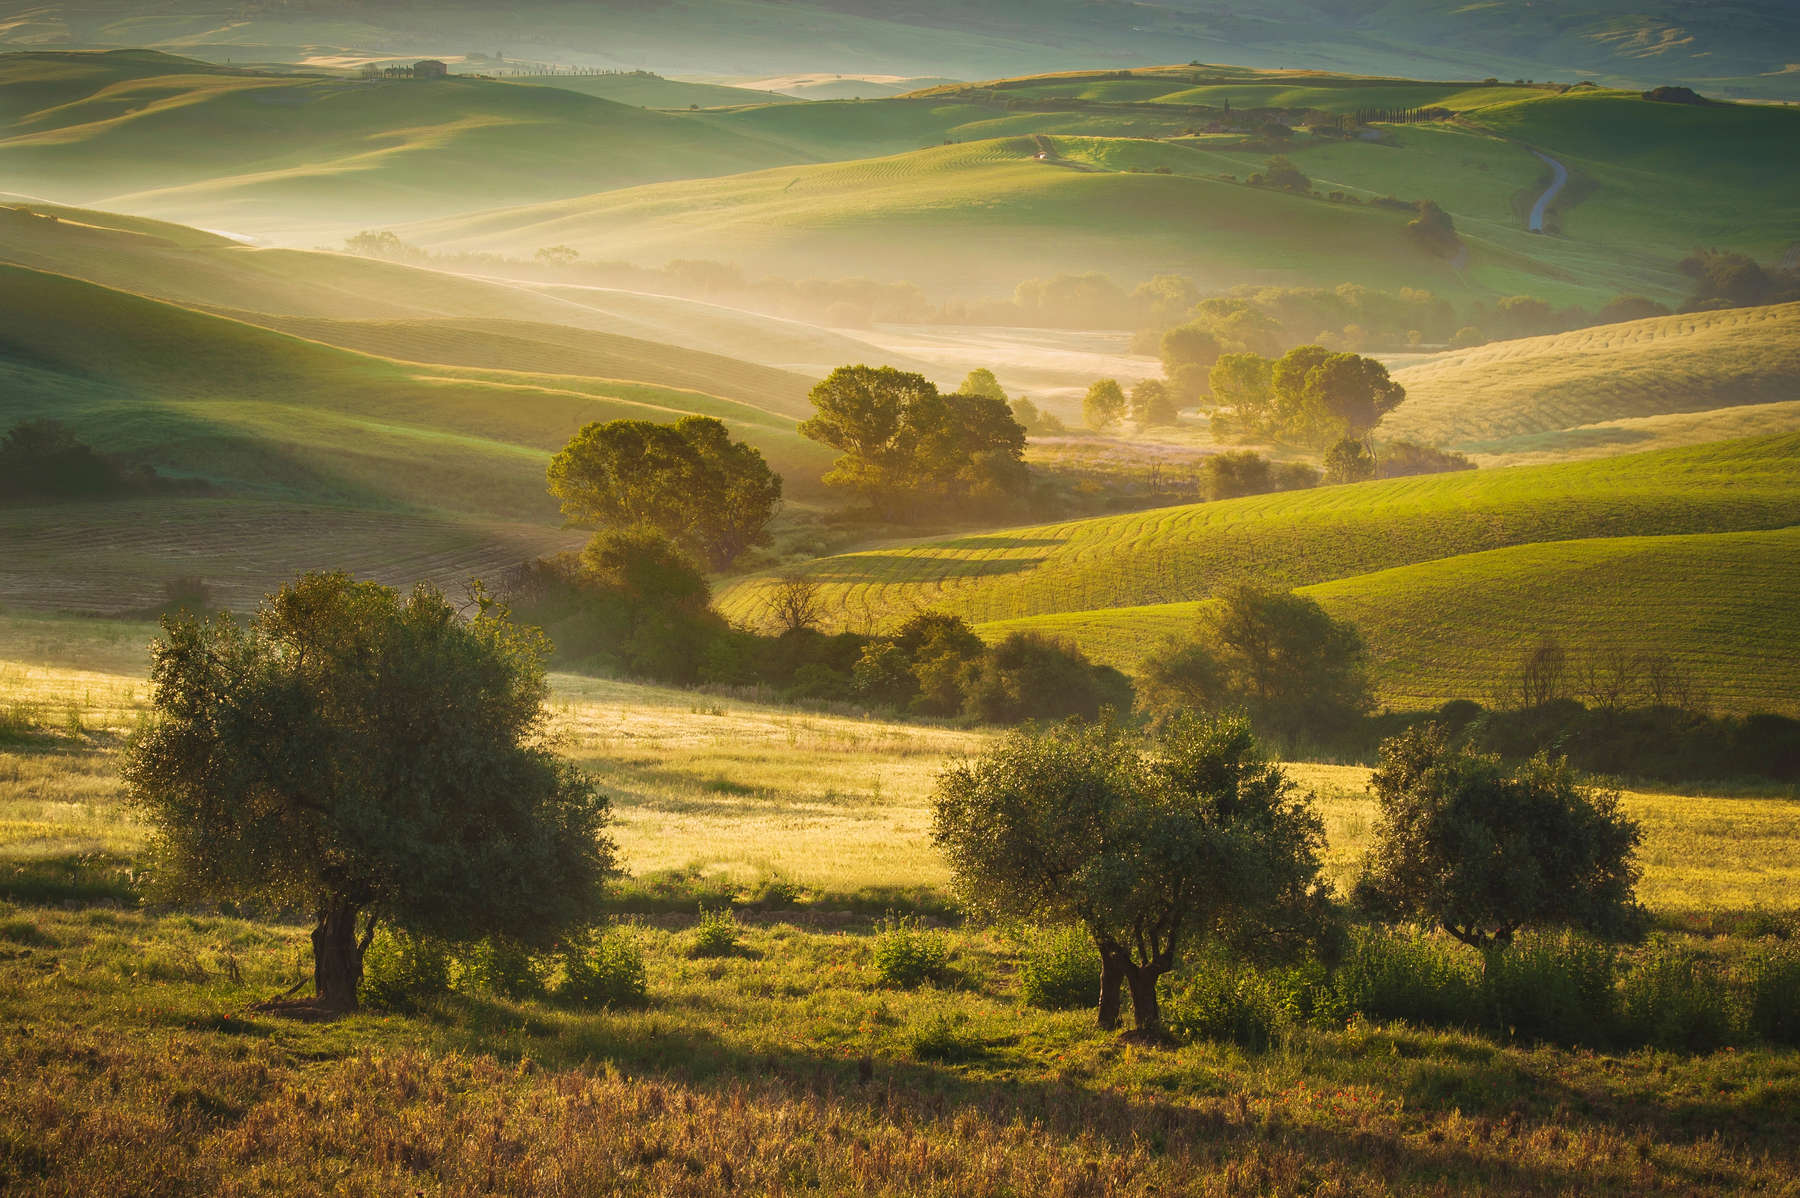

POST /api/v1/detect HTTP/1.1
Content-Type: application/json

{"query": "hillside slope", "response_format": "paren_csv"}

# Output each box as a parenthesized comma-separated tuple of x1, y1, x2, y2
(404, 136, 1494, 299)
(1383, 303, 1800, 462)
(714, 435, 1800, 630)
(4, 2, 1797, 98)
(0, 51, 812, 236)
(974, 527, 1800, 716)
(0, 265, 832, 610)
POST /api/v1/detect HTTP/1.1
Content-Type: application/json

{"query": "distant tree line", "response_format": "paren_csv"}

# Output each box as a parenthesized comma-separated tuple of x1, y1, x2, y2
(0, 419, 201, 502)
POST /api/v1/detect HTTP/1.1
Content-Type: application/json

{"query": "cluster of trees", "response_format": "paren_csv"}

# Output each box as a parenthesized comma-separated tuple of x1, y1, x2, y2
(934, 712, 1644, 1034)
(1678, 249, 1800, 312)
(0, 419, 194, 502)
(547, 416, 781, 569)
(1143, 284, 1460, 393)
(850, 610, 1130, 724)
(503, 532, 1128, 723)
(1207, 344, 1405, 446)
(799, 366, 1029, 518)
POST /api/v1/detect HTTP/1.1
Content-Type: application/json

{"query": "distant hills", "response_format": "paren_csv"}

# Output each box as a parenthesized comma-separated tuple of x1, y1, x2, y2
(2, 1, 1797, 99)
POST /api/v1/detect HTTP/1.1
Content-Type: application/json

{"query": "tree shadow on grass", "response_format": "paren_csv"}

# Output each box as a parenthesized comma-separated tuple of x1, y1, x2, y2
(0, 852, 138, 906)
(413, 1005, 1761, 1194)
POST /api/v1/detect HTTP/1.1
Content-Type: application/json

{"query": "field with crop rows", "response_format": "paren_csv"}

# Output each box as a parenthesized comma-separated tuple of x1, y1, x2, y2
(1385, 303, 1800, 457)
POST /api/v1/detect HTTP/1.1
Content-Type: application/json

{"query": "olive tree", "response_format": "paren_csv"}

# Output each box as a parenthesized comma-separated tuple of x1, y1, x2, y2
(547, 415, 781, 569)
(932, 716, 1325, 1036)
(124, 572, 616, 1010)
(1354, 725, 1644, 950)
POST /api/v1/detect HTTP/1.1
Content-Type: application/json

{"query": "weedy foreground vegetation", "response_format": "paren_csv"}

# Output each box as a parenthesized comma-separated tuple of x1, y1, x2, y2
(2, 616, 1798, 1195)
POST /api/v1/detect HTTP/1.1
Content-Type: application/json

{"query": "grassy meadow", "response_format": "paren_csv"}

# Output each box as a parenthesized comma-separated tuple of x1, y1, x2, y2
(2, 615, 1798, 1194)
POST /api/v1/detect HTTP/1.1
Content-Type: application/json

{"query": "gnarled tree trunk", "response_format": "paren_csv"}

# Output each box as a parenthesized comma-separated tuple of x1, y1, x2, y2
(312, 903, 370, 1011)
(1122, 961, 1167, 1038)
(1097, 941, 1128, 1030)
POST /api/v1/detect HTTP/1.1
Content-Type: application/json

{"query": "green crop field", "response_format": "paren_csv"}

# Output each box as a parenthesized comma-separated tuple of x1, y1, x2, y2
(979, 526, 1800, 715)
(717, 434, 1800, 626)
(1383, 302, 1800, 462)
(719, 435, 1800, 713)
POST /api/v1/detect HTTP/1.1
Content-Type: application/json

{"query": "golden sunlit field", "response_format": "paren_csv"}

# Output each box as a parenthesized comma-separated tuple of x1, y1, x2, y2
(4, 10, 1800, 1193)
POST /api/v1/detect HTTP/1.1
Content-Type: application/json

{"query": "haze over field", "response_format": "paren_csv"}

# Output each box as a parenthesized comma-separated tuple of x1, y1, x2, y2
(3, 4, 1800, 1195)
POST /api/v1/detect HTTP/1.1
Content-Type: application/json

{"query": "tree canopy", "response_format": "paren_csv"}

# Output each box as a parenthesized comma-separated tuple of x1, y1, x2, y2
(1082, 378, 1127, 431)
(1354, 726, 1645, 949)
(547, 415, 781, 569)
(1208, 345, 1404, 446)
(1140, 587, 1371, 747)
(933, 715, 1326, 1035)
(799, 365, 1028, 515)
(124, 572, 615, 1009)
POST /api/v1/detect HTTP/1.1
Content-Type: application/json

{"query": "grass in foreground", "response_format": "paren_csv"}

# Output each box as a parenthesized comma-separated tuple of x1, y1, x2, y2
(1, 625, 1797, 1193)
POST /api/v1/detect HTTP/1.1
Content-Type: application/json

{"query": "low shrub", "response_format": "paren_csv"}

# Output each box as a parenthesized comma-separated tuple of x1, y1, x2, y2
(1018, 924, 1100, 1010)
(1335, 929, 1480, 1029)
(1162, 964, 1288, 1051)
(1617, 943, 1740, 1052)
(455, 939, 549, 1001)
(553, 928, 648, 1008)
(873, 913, 950, 988)
(688, 905, 742, 958)
(908, 1007, 984, 1061)
(361, 929, 453, 1011)
(1744, 942, 1800, 1046)
(1479, 931, 1617, 1046)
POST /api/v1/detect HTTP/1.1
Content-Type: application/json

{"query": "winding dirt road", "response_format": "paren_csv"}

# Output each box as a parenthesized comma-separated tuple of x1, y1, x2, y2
(1529, 151, 1568, 233)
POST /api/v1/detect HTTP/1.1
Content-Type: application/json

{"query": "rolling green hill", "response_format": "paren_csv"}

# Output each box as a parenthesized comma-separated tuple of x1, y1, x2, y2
(507, 72, 794, 110)
(1382, 303, 1800, 462)
(0, 264, 833, 611)
(714, 435, 1800, 715)
(4, 2, 1797, 99)
(714, 433, 1800, 634)
(974, 527, 1800, 716)
(407, 77, 1800, 305)
(404, 135, 1502, 300)
(0, 50, 813, 236)
(0, 197, 918, 379)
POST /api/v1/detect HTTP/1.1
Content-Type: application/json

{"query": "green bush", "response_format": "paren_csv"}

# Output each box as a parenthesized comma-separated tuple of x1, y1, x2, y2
(360, 929, 453, 1011)
(1335, 929, 1479, 1028)
(1162, 964, 1288, 1051)
(1018, 924, 1101, 1010)
(689, 905, 741, 958)
(908, 1007, 984, 1061)
(553, 928, 648, 1008)
(1479, 931, 1617, 1046)
(873, 913, 950, 988)
(455, 939, 549, 1001)
(1744, 942, 1800, 1046)
(1617, 943, 1740, 1052)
